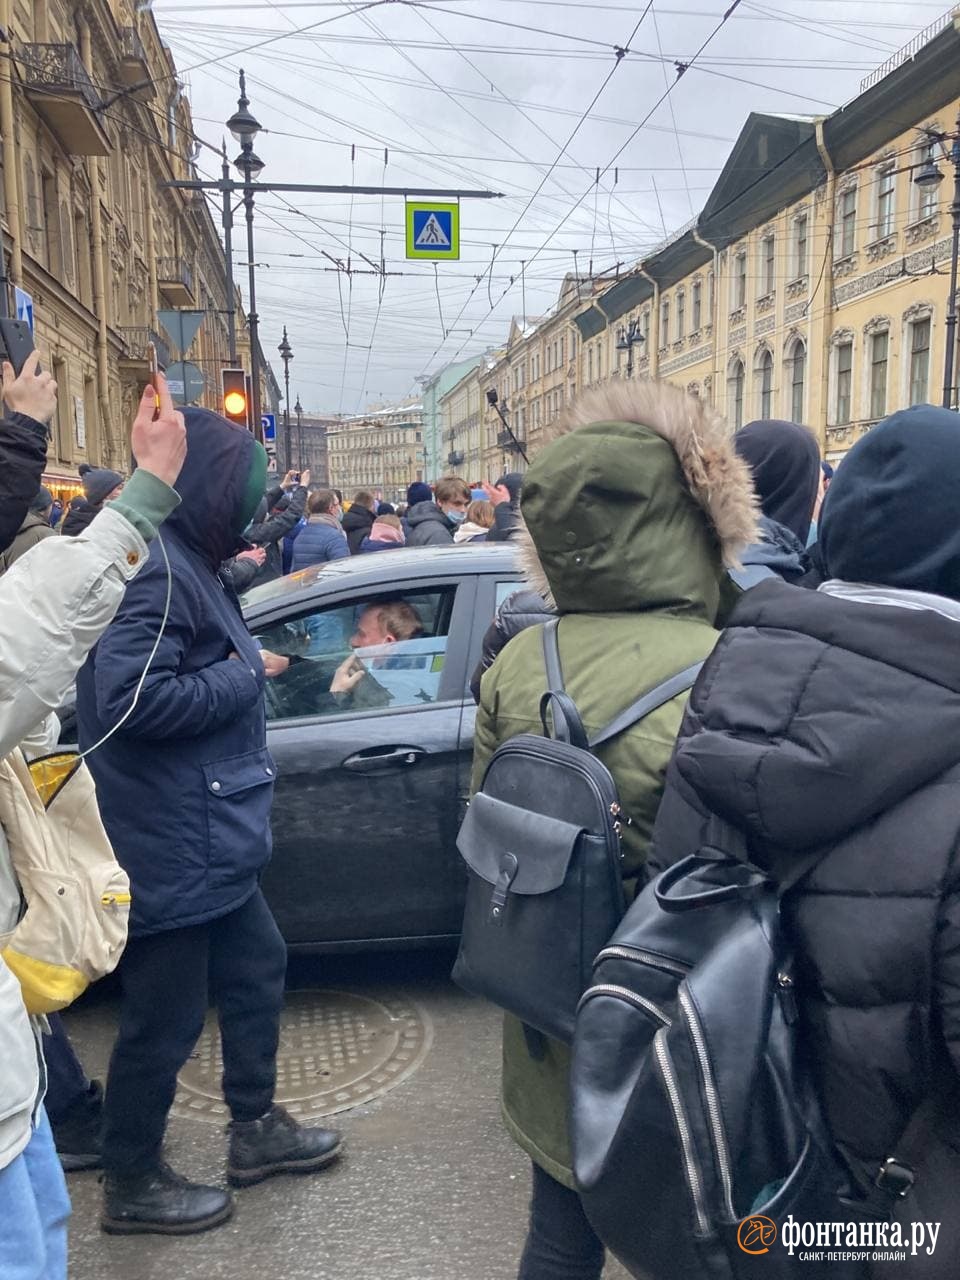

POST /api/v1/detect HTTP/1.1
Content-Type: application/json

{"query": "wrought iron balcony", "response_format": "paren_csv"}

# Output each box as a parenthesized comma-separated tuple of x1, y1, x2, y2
(156, 257, 195, 306)
(119, 28, 154, 99)
(20, 44, 111, 156)
(117, 327, 171, 372)
(497, 429, 526, 453)
(447, 449, 465, 467)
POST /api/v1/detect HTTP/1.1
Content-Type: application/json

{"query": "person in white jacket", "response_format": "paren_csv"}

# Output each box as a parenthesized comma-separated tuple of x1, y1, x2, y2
(0, 363, 186, 1280)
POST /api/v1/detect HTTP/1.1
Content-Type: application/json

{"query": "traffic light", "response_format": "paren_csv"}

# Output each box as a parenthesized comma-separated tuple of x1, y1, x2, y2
(221, 368, 249, 428)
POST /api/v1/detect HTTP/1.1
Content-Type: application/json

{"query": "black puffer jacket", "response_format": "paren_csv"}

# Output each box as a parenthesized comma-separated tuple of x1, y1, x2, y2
(649, 578, 960, 1209)
(342, 503, 375, 554)
(469, 588, 553, 703)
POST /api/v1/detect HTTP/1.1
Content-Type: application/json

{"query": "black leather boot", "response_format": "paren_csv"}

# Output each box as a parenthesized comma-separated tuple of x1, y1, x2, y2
(50, 1079, 103, 1172)
(101, 1161, 234, 1235)
(227, 1104, 342, 1187)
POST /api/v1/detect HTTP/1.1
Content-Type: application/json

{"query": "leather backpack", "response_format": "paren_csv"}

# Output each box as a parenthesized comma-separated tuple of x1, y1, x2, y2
(452, 618, 701, 1043)
(570, 816, 938, 1279)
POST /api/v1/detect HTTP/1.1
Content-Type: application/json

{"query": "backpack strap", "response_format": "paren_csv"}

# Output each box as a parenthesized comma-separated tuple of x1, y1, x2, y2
(589, 662, 704, 750)
(539, 619, 590, 750)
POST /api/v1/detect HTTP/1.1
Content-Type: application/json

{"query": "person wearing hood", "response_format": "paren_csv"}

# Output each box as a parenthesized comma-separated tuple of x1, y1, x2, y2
(0, 485, 56, 572)
(471, 381, 757, 1279)
(242, 469, 309, 585)
(76, 410, 341, 1238)
(649, 403, 960, 1273)
(61, 464, 124, 536)
(730, 418, 821, 587)
(291, 490, 350, 569)
(406, 475, 471, 547)
(342, 489, 378, 554)
(402, 481, 432, 540)
(484, 471, 524, 543)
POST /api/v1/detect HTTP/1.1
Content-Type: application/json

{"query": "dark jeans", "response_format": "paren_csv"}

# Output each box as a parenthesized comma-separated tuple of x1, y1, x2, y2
(102, 888, 287, 1175)
(518, 1163, 605, 1280)
(42, 1013, 91, 1124)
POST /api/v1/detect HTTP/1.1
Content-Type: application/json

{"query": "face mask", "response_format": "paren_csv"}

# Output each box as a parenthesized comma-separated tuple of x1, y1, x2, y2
(446, 508, 467, 524)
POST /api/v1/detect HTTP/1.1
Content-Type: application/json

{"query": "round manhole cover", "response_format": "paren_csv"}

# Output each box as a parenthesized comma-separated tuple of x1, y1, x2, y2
(172, 990, 432, 1124)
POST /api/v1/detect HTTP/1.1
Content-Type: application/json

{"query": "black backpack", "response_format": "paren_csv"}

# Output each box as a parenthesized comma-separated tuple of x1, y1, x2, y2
(452, 618, 702, 1044)
(570, 816, 936, 1279)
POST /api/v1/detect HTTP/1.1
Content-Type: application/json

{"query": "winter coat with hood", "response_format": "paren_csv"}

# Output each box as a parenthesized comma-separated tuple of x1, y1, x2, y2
(0, 509, 56, 573)
(649, 404, 960, 1249)
(290, 513, 349, 570)
(0, 460, 179, 1174)
(77, 409, 272, 938)
(244, 482, 307, 584)
(405, 500, 457, 547)
(471, 381, 757, 1188)
(486, 471, 523, 543)
(342, 502, 376, 554)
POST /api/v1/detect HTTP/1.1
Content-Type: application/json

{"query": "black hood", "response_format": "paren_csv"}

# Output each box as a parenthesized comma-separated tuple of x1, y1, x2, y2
(672, 580, 960, 852)
(819, 403, 960, 600)
(734, 419, 820, 544)
(342, 504, 374, 533)
(406, 500, 451, 529)
(159, 408, 265, 568)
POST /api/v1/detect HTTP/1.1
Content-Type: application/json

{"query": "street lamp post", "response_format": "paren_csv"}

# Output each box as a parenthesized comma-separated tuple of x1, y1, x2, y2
(616, 319, 645, 379)
(914, 109, 960, 409)
(227, 69, 265, 434)
(278, 327, 293, 472)
(294, 395, 304, 471)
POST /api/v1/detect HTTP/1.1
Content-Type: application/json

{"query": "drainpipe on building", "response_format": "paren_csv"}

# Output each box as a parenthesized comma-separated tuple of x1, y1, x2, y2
(0, 0, 23, 297)
(814, 119, 837, 451)
(640, 269, 660, 379)
(146, 205, 158, 318)
(79, 19, 114, 467)
(693, 229, 720, 410)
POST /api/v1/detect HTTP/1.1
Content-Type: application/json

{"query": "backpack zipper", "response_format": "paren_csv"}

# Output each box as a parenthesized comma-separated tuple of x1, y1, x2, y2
(595, 944, 690, 976)
(576, 982, 671, 1025)
(654, 1026, 711, 1237)
(679, 987, 736, 1221)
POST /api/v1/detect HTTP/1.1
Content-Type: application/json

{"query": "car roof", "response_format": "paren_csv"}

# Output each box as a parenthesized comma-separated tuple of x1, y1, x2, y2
(241, 543, 520, 613)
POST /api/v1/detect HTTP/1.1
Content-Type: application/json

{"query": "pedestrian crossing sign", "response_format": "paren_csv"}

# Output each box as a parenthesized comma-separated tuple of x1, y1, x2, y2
(406, 202, 460, 260)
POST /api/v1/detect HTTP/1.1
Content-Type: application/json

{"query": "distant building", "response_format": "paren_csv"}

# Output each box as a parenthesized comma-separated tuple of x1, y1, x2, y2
(326, 402, 425, 506)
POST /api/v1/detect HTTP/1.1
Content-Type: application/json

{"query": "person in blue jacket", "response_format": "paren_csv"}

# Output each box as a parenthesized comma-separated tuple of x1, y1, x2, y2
(290, 489, 349, 571)
(76, 408, 342, 1239)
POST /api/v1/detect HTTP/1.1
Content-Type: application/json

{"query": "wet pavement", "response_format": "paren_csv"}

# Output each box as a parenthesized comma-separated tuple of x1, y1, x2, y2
(62, 950, 630, 1280)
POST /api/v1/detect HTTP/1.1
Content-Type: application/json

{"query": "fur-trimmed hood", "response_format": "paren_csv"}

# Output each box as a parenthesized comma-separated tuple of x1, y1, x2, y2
(518, 380, 759, 617)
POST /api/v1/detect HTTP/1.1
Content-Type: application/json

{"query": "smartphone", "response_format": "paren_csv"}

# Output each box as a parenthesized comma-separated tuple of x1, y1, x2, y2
(0, 318, 38, 377)
(291, 471, 301, 483)
(146, 341, 161, 418)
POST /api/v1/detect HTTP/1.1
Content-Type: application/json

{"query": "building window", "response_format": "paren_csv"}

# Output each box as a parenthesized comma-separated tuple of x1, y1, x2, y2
(660, 299, 670, 345)
(759, 350, 773, 417)
(707, 270, 715, 319)
(838, 189, 856, 257)
(836, 341, 853, 425)
(909, 318, 931, 404)
(728, 359, 745, 429)
(41, 168, 61, 277)
(677, 290, 685, 341)
(870, 330, 888, 419)
(875, 165, 895, 239)
(691, 281, 702, 331)
(760, 235, 775, 296)
(790, 341, 806, 422)
(794, 214, 808, 278)
(587, 347, 593, 384)
(734, 253, 747, 309)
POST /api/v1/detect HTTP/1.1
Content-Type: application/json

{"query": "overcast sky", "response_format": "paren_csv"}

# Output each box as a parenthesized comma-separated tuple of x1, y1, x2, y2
(152, 0, 952, 415)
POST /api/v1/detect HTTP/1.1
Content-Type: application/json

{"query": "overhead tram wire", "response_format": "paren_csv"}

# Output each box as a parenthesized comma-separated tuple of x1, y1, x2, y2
(651, 1, 695, 218)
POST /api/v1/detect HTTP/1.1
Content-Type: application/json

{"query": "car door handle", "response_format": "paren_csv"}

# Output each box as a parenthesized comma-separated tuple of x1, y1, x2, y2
(341, 746, 427, 773)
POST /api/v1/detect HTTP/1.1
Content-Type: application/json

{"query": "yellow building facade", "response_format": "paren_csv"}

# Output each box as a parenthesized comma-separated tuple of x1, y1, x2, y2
(326, 402, 425, 507)
(3, 0, 269, 501)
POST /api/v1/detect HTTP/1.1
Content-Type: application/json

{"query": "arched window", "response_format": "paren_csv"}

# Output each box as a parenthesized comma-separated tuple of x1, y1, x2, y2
(728, 359, 745, 429)
(790, 340, 806, 422)
(760, 349, 774, 418)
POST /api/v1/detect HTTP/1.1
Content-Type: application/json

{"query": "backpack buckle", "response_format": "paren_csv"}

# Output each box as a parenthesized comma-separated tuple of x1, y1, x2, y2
(875, 1157, 916, 1199)
(489, 853, 519, 926)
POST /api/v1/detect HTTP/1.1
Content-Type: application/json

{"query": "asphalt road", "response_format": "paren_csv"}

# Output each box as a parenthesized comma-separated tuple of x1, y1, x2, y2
(61, 950, 631, 1280)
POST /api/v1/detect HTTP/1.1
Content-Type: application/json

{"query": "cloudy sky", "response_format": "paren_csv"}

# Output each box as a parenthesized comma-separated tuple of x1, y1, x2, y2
(152, 0, 951, 414)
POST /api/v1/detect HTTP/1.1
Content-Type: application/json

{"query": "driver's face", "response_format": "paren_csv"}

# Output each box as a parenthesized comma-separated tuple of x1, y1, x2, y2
(351, 609, 390, 649)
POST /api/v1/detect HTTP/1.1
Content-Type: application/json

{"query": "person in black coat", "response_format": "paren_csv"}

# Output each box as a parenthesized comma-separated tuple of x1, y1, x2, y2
(243, 469, 308, 584)
(77, 410, 341, 1236)
(342, 489, 378, 553)
(61, 464, 124, 536)
(649, 404, 960, 1270)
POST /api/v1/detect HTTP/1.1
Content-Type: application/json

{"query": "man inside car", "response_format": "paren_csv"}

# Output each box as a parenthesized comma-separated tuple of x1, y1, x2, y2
(330, 601, 428, 710)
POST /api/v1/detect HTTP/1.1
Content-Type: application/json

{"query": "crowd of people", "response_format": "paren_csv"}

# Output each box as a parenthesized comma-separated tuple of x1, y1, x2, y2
(1, 351, 959, 1280)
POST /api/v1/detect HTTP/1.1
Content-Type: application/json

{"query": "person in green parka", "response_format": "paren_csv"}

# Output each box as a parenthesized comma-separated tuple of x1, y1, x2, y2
(471, 378, 758, 1280)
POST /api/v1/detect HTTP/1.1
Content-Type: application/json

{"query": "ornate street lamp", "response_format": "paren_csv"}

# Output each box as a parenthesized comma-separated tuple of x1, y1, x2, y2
(278, 327, 293, 471)
(228, 69, 265, 433)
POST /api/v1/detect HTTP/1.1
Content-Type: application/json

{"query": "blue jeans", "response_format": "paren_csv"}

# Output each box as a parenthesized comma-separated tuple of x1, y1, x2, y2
(0, 1109, 71, 1279)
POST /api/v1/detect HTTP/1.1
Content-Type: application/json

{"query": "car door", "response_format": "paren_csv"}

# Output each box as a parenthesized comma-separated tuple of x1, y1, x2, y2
(250, 572, 477, 949)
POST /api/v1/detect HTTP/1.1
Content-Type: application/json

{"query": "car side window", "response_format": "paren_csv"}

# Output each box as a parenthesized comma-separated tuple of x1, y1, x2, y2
(255, 588, 456, 722)
(495, 580, 520, 610)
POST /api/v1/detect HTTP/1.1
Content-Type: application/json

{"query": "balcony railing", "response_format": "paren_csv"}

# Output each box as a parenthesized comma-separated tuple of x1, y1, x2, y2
(497, 429, 526, 453)
(121, 26, 147, 64)
(117, 328, 171, 370)
(156, 257, 195, 305)
(20, 44, 111, 156)
(447, 449, 465, 467)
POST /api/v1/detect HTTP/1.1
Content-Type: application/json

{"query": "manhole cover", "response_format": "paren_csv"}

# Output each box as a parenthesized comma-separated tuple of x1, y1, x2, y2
(172, 990, 432, 1124)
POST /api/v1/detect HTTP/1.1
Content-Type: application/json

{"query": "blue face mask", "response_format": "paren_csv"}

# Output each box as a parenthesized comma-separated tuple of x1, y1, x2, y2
(446, 508, 467, 524)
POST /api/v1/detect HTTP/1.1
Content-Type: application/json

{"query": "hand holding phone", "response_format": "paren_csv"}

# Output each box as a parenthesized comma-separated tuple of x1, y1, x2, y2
(1, 346, 57, 426)
(146, 342, 161, 420)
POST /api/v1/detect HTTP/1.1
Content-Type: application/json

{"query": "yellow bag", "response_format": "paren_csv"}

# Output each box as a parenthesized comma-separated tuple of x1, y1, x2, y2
(0, 750, 130, 1014)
